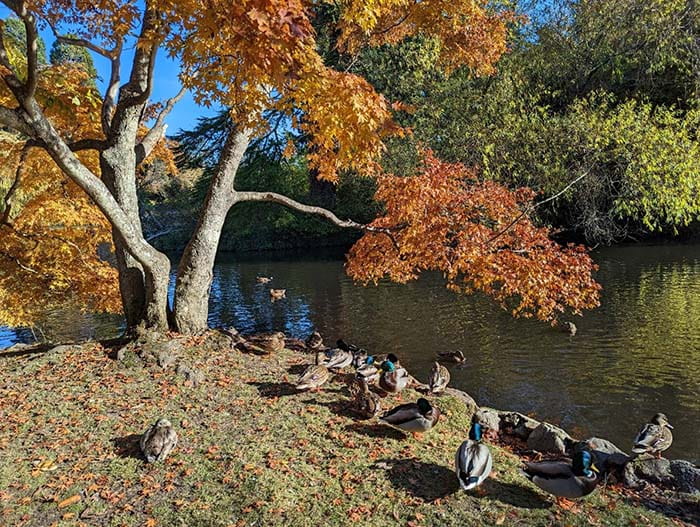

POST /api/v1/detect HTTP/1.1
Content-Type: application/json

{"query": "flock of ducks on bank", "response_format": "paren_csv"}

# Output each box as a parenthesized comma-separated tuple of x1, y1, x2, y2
(138, 327, 674, 506)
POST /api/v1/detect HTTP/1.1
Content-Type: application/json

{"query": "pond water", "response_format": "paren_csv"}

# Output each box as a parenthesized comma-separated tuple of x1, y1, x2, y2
(2, 243, 699, 463)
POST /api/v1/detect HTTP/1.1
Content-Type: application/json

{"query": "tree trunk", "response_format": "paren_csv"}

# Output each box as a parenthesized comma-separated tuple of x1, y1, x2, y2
(100, 112, 171, 332)
(173, 128, 251, 334)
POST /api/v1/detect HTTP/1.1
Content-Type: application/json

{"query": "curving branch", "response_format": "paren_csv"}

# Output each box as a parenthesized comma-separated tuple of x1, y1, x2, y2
(46, 21, 124, 134)
(52, 34, 113, 60)
(101, 43, 122, 134)
(136, 85, 187, 163)
(233, 190, 394, 235)
(2, 1, 40, 102)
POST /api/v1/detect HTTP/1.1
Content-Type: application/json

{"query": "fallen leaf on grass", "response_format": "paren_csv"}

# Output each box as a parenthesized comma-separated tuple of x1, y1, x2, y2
(57, 494, 81, 508)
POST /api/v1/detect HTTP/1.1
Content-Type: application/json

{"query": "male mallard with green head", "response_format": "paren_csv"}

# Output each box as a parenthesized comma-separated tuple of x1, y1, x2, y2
(632, 413, 673, 458)
(428, 361, 450, 394)
(378, 359, 410, 394)
(356, 355, 379, 384)
(455, 422, 493, 491)
(523, 450, 599, 505)
(379, 397, 440, 437)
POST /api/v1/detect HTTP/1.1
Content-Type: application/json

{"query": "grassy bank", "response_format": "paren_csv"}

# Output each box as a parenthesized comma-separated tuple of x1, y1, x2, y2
(0, 334, 696, 526)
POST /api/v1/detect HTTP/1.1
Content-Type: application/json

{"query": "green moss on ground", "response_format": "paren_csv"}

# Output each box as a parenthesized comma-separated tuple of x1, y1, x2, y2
(0, 334, 695, 526)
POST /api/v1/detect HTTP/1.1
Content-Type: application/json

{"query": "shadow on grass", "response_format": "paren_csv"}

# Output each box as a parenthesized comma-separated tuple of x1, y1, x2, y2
(303, 397, 358, 419)
(345, 423, 406, 440)
(619, 491, 700, 526)
(376, 458, 459, 501)
(0, 343, 54, 359)
(480, 478, 551, 509)
(286, 364, 309, 376)
(112, 434, 143, 460)
(247, 381, 299, 398)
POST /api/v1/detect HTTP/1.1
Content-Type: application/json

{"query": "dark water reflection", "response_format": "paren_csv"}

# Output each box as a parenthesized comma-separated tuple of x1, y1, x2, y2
(2, 244, 699, 462)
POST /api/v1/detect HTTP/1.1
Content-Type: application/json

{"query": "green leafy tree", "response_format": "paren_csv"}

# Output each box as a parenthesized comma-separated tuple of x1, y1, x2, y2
(49, 35, 98, 82)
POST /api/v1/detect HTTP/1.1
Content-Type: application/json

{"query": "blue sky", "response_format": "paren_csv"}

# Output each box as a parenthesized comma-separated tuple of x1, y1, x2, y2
(0, 7, 219, 134)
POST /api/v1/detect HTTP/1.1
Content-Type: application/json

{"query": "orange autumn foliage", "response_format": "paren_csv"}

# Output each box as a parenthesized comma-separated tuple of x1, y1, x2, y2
(0, 49, 174, 327)
(347, 152, 601, 321)
(2, 1, 600, 328)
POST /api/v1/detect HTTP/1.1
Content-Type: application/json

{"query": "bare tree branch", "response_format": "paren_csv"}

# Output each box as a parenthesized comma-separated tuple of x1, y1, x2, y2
(52, 33, 114, 60)
(233, 190, 394, 235)
(1, 142, 29, 224)
(1, 1, 39, 101)
(102, 43, 122, 134)
(136, 85, 187, 163)
(46, 20, 124, 133)
(26, 137, 105, 152)
(484, 169, 591, 247)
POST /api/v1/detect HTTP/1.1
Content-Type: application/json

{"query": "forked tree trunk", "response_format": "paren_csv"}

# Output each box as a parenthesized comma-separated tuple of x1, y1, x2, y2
(172, 128, 252, 334)
(100, 105, 172, 332)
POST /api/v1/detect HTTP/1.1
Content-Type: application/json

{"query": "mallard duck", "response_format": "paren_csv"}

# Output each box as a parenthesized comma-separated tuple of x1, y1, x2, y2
(140, 418, 178, 463)
(248, 331, 285, 353)
(378, 360, 410, 394)
(305, 331, 324, 351)
(437, 350, 465, 364)
(523, 450, 599, 501)
(374, 353, 401, 367)
(562, 321, 577, 336)
(428, 361, 450, 394)
(632, 413, 673, 457)
(256, 276, 273, 284)
(455, 422, 493, 490)
(270, 288, 286, 300)
(379, 398, 440, 436)
(323, 348, 354, 371)
(296, 364, 330, 391)
(348, 377, 382, 419)
(356, 356, 379, 383)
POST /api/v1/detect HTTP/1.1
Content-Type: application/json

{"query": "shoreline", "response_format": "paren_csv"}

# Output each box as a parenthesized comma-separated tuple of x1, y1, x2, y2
(1, 330, 698, 526)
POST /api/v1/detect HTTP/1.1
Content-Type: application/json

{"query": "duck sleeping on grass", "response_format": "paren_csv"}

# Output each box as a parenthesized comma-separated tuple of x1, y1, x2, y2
(323, 347, 354, 371)
(632, 413, 673, 458)
(140, 418, 178, 463)
(379, 397, 440, 437)
(455, 422, 493, 491)
(296, 364, 330, 391)
(522, 450, 599, 505)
